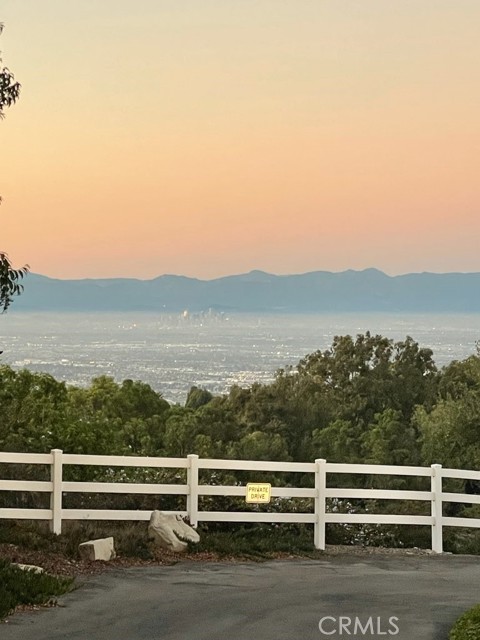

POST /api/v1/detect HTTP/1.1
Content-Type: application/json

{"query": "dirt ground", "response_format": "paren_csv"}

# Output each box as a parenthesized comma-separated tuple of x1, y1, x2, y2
(0, 540, 434, 579)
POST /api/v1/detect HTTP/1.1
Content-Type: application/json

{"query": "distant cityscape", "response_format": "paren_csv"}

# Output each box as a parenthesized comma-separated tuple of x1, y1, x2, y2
(1, 311, 478, 403)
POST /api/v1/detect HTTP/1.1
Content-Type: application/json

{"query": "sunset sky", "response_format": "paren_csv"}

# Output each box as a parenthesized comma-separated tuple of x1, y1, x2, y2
(1, 1, 479, 280)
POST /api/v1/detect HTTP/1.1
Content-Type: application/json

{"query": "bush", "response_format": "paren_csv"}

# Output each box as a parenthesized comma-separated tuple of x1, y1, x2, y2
(0, 520, 152, 560)
(0, 521, 61, 552)
(0, 560, 73, 619)
(188, 523, 323, 559)
(449, 604, 480, 640)
(61, 521, 152, 559)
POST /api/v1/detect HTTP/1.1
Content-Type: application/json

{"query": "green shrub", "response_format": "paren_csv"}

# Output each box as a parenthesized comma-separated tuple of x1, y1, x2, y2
(450, 604, 480, 640)
(0, 521, 61, 552)
(61, 521, 152, 559)
(0, 520, 152, 560)
(188, 523, 324, 559)
(0, 560, 73, 619)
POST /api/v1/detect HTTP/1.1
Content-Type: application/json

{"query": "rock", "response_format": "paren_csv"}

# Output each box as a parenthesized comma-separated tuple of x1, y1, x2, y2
(171, 515, 200, 544)
(78, 536, 116, 562)
(148, 511, 200, 553)
(12, 563, 44, 574)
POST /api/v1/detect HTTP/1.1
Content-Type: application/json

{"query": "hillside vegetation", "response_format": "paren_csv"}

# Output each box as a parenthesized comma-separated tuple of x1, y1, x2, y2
(1, 332, 479, 551)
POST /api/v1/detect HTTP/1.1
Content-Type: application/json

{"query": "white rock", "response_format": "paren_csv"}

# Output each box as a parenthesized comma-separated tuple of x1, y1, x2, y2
(12, 563, 44, 574)
(148, 511, 200, 553)
(171, 515, 200, 544)
(78, 536, 116, 561)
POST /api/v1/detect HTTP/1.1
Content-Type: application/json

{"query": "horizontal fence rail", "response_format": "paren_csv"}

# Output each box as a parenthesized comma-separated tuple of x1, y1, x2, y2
(1, 450, 480, 553)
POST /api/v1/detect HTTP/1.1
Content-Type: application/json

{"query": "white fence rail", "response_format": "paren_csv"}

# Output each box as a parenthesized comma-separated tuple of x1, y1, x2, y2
(1, 450, 480, 553)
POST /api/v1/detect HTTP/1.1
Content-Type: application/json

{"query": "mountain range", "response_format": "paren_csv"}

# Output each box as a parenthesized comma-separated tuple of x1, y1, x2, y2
(11, 268, 480, 313)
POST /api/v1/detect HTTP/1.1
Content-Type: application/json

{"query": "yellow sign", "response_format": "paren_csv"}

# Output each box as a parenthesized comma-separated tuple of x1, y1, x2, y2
(246, 483, 271, 504)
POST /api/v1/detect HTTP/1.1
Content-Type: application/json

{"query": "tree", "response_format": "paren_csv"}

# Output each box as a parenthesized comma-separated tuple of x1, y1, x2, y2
(185, 386, 214, 410)
(296, 332, 437, 424)
(362, 408, 419, 466)
(0, 253, 28, 312)
(0, 23, 28, 312)
(416, 354, 480, 470)
(0, 24, 20, 117)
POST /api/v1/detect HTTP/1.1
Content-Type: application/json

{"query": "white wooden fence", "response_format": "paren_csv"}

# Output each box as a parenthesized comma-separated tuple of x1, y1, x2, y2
(1, 450, 480, 553)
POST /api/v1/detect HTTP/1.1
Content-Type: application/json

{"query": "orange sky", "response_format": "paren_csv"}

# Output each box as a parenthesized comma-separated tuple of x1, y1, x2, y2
(1, 1, 479, 279)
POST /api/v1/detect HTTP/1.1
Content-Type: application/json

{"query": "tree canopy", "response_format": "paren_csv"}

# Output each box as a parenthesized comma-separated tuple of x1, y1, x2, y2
(0, 24, 20, 116)
(0, 253, 28, 312)
(0, 23, 27, 313)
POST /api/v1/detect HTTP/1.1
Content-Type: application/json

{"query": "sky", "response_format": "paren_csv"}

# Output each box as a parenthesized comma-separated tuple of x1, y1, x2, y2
(1, 0, 479, 280)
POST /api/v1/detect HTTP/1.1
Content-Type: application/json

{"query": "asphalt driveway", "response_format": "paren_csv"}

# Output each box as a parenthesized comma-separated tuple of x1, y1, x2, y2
(2, 555, 480, 640)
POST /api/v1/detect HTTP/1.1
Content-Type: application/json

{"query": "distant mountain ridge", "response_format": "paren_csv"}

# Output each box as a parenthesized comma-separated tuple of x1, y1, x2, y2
(12, 268, 480, 313)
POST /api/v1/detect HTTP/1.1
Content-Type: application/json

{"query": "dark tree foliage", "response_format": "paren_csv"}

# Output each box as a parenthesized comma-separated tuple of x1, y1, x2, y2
(0, 24, 20, 117)
(0, 252, 28, 312)
(0, 23, 28, 313)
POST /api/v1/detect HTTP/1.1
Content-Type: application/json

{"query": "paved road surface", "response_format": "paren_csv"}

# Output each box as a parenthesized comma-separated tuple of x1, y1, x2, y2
(2, 555, 480, 640)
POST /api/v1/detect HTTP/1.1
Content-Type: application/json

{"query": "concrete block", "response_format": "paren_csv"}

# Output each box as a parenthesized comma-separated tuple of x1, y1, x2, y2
(78, 536, 116, 561)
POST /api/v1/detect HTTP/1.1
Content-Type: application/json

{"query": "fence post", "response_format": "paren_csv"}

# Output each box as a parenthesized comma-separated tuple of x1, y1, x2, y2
(431, 464, 443, 553)
(314, 458, 327, 550)
(49, 449, 63, 535)
(187, 454, 199, 528)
